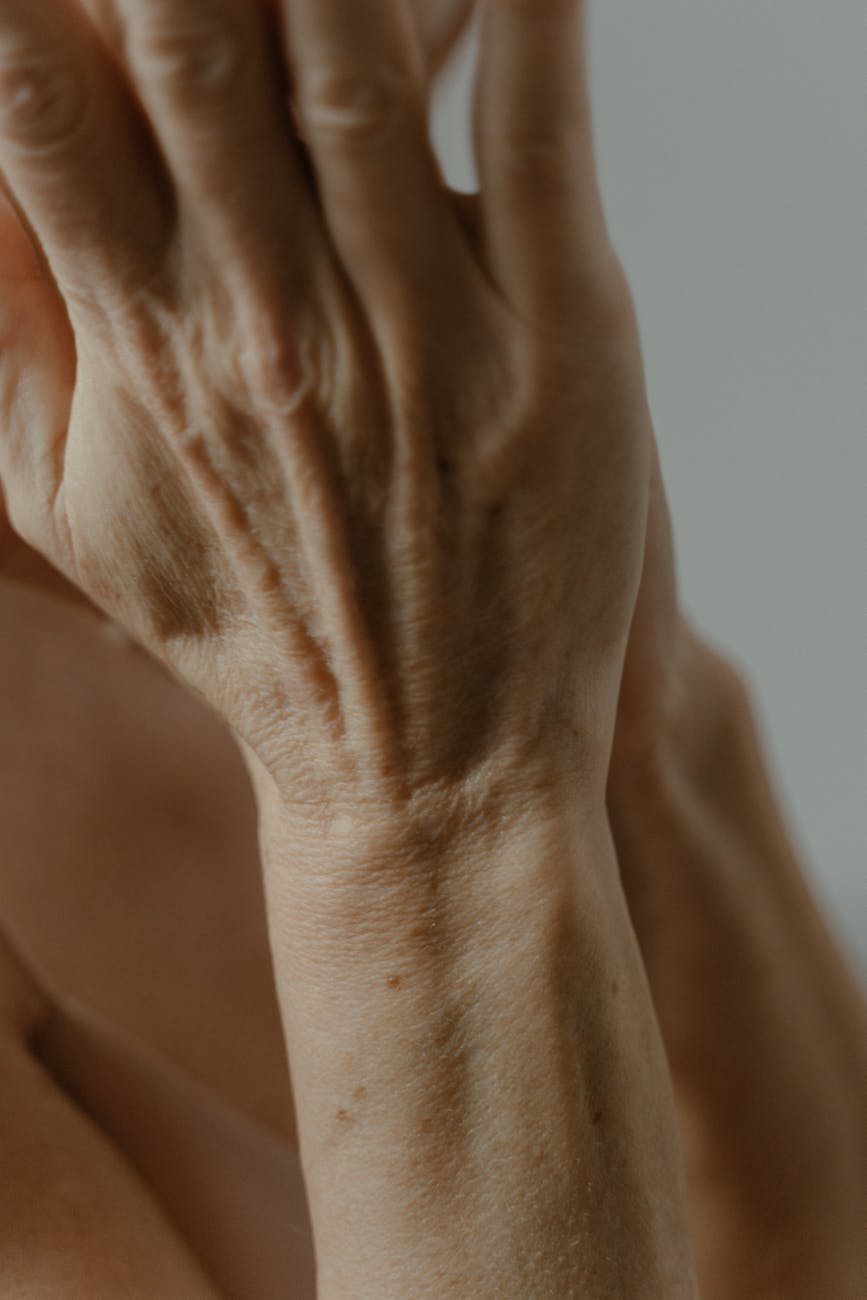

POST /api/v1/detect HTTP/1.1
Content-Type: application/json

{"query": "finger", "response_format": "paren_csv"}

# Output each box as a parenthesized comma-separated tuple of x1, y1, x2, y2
(109, 0, 324, 299)
(278, 0, 468, 322)
(0, 166, 53, 289)
(0, 171, 42, 286)
(0, 180, 75, 539)
(0, 0, 172, 310)
(410, 0, 476, 82)
(474, 0, 610, 326)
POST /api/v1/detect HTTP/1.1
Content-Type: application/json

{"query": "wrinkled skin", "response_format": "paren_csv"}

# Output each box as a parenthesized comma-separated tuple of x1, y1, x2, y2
(2, 0, 473, 610)
(0, 0, 684, 1174)
(0, 0, 485, 1150)
(5, 4, 861, 1295)
(0, 0, 647, 829)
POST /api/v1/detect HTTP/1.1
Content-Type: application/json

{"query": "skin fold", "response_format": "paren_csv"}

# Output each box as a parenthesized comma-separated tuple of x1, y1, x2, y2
(0, 2, 864, 1296)
(0, 0, 699, 1294)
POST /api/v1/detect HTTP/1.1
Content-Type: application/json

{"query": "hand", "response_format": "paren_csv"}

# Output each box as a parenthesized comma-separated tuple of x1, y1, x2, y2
(0, 0, 476, 610)
(0, 12, 701, 1294)
(0, 0, 478, 1144)
(0, 0, 649, 825)
(0, 0, 483, 1143)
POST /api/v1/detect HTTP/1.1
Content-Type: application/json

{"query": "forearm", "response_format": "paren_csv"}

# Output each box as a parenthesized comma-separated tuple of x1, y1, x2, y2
(251, 766, 698, 1299)
(608, 637, 867, 1295)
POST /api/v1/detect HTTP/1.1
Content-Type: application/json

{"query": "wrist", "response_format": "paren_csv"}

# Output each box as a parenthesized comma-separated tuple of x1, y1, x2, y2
(251, 770, 696, 1299)
(246, 736, 612, 936)
(608, 629, 753, 812)
(254, 758, 612, 970)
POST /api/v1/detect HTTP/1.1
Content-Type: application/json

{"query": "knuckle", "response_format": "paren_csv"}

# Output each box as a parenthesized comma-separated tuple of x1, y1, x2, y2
(568, 251, 638, 340)
(241, 307, 329, 422)
(134, 10, 244, 100)
(0, 40, 91, 154)
(299, 66, 414, 146)
(491, 128, 573, 194)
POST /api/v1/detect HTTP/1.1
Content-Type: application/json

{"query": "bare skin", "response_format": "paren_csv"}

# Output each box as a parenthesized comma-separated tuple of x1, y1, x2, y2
(610, 455, 867, 1296)
(0, 0, 476, 1152)
(3, 416, 866, 1300)
(0, 0, 699, 1296)
(0, 2, 864, 1296)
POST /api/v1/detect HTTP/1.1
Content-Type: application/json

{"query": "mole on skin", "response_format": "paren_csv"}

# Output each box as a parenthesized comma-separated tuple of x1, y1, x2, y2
(336, 1088, 369, 1124)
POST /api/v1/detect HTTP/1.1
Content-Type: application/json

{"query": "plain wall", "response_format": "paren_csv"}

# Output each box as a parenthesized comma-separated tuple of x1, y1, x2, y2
(431, 1, 867, 979)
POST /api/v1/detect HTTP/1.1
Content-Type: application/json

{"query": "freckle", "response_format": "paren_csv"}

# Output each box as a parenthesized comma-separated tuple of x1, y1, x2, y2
(610, 980, 620, 995)
(335, 1108, 352, 1123)
(592, 1109, 604, 1127)
(386, 974, 402, 990)
(353, 1086, 368, 1102)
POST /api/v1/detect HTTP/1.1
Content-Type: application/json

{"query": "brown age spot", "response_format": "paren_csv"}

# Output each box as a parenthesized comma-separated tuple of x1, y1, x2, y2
(353, 1086, 368, 1102)
(386, 974, 402, 990)
(335, 1108, 352, 1124)
(592, 1109, 604, 1127)
(610, 980, 620, 996)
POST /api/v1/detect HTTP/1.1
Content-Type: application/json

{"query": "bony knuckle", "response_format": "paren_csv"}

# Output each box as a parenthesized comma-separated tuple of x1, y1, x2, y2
(299, 66, 412, 145)
(136, 12, 244, 98)
(242, 310, 329, 422)
(0, 42, 90, 153)
(576, 252, 638, 335)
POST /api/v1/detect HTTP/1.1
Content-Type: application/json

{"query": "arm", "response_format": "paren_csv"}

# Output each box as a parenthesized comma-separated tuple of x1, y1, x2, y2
(0, 0, 698, 1293)
(249, 760, 696, 1298)
(610, 637, 867, 1299)
(605, 435, 867, 1300)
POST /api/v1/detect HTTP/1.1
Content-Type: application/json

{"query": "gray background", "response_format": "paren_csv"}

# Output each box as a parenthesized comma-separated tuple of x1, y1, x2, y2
(431, 2, 867, 979)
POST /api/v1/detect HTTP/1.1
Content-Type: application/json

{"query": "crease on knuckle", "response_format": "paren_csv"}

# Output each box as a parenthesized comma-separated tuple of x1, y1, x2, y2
(133, 10, 244, 100)
(0, 40, 91, 154)
(299, 66, 413, 146)
(490, 128, 574, 193)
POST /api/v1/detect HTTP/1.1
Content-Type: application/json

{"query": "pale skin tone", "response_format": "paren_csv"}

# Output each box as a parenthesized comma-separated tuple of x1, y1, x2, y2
(0, 1, 864, 1297)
